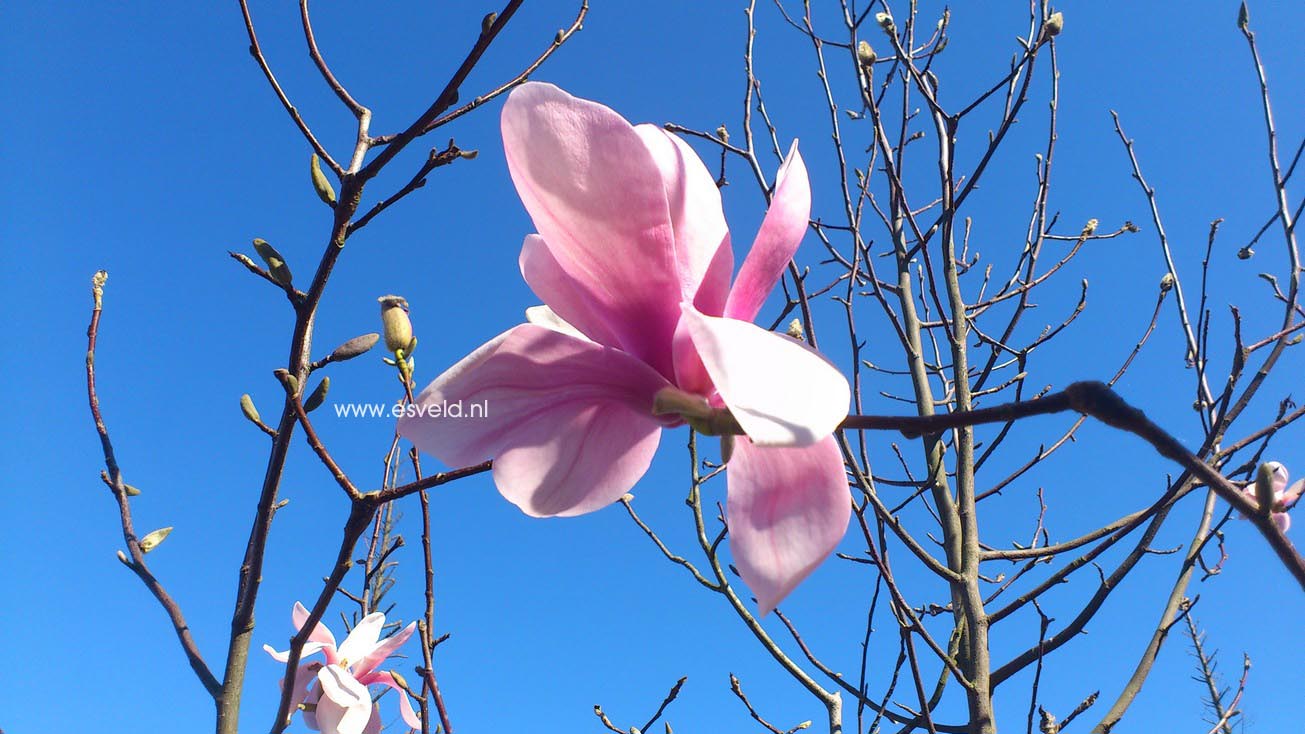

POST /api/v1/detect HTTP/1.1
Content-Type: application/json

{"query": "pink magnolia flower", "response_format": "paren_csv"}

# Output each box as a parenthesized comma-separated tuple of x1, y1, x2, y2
(1240, 461, 1304, 532)
(264, 603, 421, 734)
(399, 82, 851, 614)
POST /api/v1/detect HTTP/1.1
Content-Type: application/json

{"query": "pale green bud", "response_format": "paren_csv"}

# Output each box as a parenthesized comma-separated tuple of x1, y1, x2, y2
(139, 527, 173, 553)
(379, 296, 413, 354)
(310, 153, 336, 206)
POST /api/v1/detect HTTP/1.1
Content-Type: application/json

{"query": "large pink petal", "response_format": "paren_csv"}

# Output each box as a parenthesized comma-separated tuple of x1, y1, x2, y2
(634, 125, 733, 314)
(679, 306, 849, 446)
(520, 234, 622, 347)
(352, 622, 416, 681)
(494, 400, 662, 517)
(399, 324, 672, 466)
(399, 324, 672, 517)
(362, 705, 382, 734)
(727, 436, 849, 616)
(336, 613, 384, 667)
(724, 142, 811, 322)
(315, 666, 374, 734)
(292, 601, 338, 656)
(365, 671, 423, 729)
(502, 82, 683, 376)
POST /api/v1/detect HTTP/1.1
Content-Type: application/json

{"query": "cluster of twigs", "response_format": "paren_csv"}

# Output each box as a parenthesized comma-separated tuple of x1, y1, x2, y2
(622, 2, 1301, 733)
(86, 2, 587, 732)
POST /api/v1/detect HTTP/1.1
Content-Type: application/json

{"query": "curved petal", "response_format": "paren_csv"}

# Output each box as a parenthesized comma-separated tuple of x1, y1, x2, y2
(727, 436, 849, 616)
(316, 666, 374, 734)
(725, 141, 811, 322)
(273, 661, 323, 728)
(1273, 512, 1292, 533)
(503, 82, 683, 376)
(362, 705, 382, 734)
(399, 324, 673, 517)
(494, 399, 662, 517)
(634, 125, 733, 314)
(679, 306, 849, 446)
(292, 601, 338, 659)
(520, 235, 621, 346)
(352, 622, 416, 681)
(263, 641, 327, 664)
(366, 670, 424, 729)
(399, 324, 673, 467)
(336, 613, 385, 666)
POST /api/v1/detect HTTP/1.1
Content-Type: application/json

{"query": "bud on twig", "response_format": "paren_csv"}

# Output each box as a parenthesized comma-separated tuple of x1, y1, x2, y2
(875, 12, 895, 33)
(786, 319, 805, 341)
(252, 238, 293, 286)
(310, 153, 336, 206)
(139, 527, 173, 553)
(1159, 273, 1175, 293)
(240, 393, 261, 424)
(1041, 12, 1064, 43)
(1255, 462, 1279, 517)
(327, 333, 380, 364)
(1237, 2, 1249, 30)
(303, 377, 330, 412)
(123, 483, 142, 497)
(857, 40, 877, 69)
(481, 11, 497, 34)
(379, 296, 414, 354)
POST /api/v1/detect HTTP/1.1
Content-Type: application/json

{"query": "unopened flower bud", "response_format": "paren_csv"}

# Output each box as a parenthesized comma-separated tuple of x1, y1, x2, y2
(252, 238, 293, 286)
(123, 483, 142, 497)
(1237, 246, 1254, 260)
(389, 670, 410, 692)
(1255, 462, 1280, 516)
(379, 296, 413, 354)
(1082, 218, 1099, 237)
(328, 333, 380, 363)
(303, 377, 330, 412)
(274, 369, 300, 395)
(459, 149, 479, 160)
(240, 393, 261, 424)
(481, 11, 497, 34)
(555, 29, 566, 44)
(139, 526, 173, 553)
(716, 125, 729, 143)
(875, 12, 895, 32)
(1044, 12, 1064, 39)
(1237, 2, 1249, 30)
(310, 153, 337, 206)
(857, 40, 877, 68)
(786, 319, 805, 340)
(116, 550, 130, 566)
(1159, 273, 1175, 293)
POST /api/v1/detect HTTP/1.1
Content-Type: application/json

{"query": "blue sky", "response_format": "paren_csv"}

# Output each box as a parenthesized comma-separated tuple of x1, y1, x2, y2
(3, 2, 1303, 733)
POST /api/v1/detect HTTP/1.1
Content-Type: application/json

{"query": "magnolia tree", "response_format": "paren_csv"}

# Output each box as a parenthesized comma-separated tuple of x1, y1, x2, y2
(82, 2, 1303, 733)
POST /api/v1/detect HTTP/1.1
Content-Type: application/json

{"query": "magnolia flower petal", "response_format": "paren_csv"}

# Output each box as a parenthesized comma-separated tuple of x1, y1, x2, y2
(399, 324, 673, 469)
(520, 235, 620, 346)
(1274, 512, 1292, 533)
(303, 684, 321, 730)
(367, 670, 424, 729)
(727, 436, 849, 616)
(362, 705, 382, 734)
(292, 601, 338, 656)
(502, 82, 683, 376)
(1283, 478, 1305, 509)
(680, 306, 849, 446)
(273, 661, 323, 727)
(725, 142, 811, 322)
(634, 124, 733, 314)
(352, 622, 417, 681)
(494, 399, 662, 517)
(263, 641, 327, 664)
(316, 666, 374, 734)
(336, 613, 385, 666)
